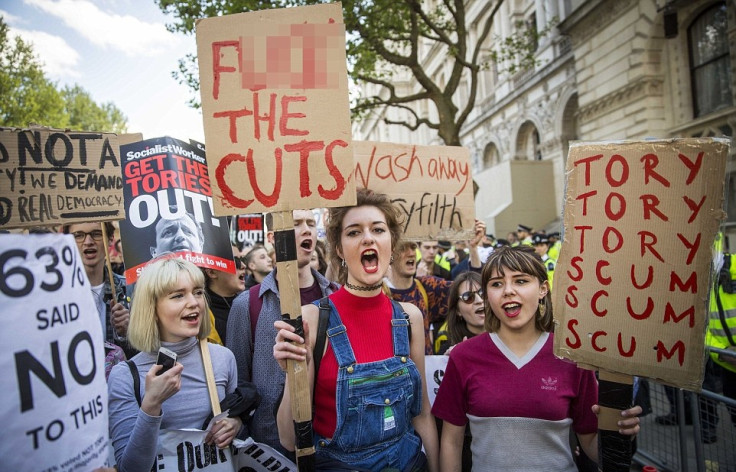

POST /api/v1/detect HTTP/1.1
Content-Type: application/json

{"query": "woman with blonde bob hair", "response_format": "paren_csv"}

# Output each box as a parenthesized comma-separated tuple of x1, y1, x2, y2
(433, 246, 641, 471)
(108, 258, 242, 472)
(127, 258, 212, 352)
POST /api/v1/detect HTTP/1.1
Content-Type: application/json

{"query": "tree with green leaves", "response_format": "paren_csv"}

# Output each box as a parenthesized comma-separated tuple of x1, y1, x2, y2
(157, 0, 545, 146)
(62, 85, 128, 134)
(0, 17, 128, 133)
(0, 18, 68, 129)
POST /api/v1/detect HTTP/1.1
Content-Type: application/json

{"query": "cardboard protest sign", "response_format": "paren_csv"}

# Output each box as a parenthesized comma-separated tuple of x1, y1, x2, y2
(231, 214, 265, 249)
(0, 127, 123, 229)
(552, 139, 729, 390)
(153, 430, 296, 472)
(196, 2, 356, 215)
(353, 141, 475, 240)
(0, 233, 109, 470)
(118, 136, 234, 284)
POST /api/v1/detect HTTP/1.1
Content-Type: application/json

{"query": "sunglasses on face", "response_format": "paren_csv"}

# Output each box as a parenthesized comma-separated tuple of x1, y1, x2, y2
(459, 289, 483, 303)
(72, 230, 104, 242)
(234, 256, 247, 270)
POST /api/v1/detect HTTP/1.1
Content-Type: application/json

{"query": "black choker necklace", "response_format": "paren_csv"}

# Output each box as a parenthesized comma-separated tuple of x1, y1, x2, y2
(345, 281, 383, 292)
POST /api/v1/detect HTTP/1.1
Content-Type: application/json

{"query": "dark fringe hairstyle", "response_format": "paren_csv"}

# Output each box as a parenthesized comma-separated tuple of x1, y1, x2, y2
(480, 245, 553, 333)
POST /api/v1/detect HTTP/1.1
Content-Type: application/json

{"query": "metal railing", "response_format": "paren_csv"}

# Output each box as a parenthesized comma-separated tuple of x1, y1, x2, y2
(634, 348, 736, 472)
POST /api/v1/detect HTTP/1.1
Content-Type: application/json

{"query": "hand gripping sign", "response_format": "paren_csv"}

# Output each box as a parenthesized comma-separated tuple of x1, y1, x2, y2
(0, 233, 109, 470)
(196, 4, 356, 470)
(552, 138, 729, 471)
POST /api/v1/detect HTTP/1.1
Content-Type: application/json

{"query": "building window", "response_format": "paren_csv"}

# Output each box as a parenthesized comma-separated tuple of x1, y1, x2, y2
(483, 142, 500, 168)
(689, 3, 732, 117)
(527, 12, 538, 52)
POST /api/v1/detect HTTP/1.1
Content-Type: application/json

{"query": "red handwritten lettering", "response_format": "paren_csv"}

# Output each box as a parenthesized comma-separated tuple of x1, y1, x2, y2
(657, 340, 686, 366)
(566, 319, 581, 349)
(677, 232, 701, 265)
(630, 264, 654, 289)
(663, 303, 695, 328)
(678, 152, 703, 185)
(596, 260, 611, 285)
(641, 153, 670, 187)
(683, 195, 706, 223)
(576, 191, 597, 216)
(604, 192, 626, 220)
(669, 271, 697, 293)
(602, 226, 624, 253)
(565, 285, 579, 308)
(591, 331, 607, 352)
(591, 290, 608, 317)
(617, 334, 636, 357)
(574, 154, 604, 186)
(606, 154, 629, 186)
(638, 231, 664, 262)
(626, 296, 654, 320)
(568, 256, 584, 281)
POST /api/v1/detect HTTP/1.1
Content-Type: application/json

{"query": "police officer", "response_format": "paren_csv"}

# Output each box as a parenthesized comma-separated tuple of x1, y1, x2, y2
(706, 251, 736, 435)
(532, 232, 556, 288)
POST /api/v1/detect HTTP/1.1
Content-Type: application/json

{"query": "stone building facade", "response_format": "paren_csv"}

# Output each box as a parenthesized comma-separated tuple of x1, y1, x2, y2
(353, 0, 736, 248)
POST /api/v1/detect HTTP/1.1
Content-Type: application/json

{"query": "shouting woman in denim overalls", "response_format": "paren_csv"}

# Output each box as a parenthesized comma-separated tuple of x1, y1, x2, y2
(274, 188, 439, 472)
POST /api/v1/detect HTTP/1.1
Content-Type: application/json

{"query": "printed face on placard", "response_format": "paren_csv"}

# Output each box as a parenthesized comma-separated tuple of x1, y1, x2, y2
(339, 205, 393, 287)
(152, 215, 204, 257)
(156, 272, 206, 343)
(485, 268, 548, 335)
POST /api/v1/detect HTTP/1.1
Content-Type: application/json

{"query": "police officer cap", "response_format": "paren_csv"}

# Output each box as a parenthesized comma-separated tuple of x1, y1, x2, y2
(517, 224, 532, 233)
(531, 233, 549, 245)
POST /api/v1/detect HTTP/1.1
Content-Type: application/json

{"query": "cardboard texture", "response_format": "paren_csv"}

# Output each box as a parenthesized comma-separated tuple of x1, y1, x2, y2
(196, 3, 356, 215)
(353, 141, 475, 240)
(0, 127, 124, 229)
(118, 133, 144, 146)
(552, 138, 729, 391)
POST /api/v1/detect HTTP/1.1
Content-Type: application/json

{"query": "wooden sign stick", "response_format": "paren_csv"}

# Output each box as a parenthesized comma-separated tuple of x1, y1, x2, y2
(100, 222, 116, 301)
(271, 210, 315, 472)
(596, 370, 634, 472)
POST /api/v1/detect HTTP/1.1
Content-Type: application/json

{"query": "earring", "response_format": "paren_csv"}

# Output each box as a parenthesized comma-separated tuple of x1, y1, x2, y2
(538, 298, 546, 318)
(341, 258, 346, 268)
(390, 255, 394, 264)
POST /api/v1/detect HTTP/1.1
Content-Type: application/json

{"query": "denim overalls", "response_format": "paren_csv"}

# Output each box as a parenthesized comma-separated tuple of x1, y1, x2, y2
(314, 298, 424, 471)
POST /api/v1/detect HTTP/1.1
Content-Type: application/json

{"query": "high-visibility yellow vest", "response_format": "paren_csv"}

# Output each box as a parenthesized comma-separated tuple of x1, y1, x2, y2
(548, 241, 562, 261)
(707, 253, 736, 373)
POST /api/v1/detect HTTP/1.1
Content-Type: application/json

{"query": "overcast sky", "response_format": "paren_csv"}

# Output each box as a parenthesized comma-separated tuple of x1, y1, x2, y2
(1, 0, 205, 143)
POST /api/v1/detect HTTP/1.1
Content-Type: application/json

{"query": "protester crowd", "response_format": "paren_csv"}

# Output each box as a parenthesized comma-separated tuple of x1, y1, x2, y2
(33, 192, 736, 472)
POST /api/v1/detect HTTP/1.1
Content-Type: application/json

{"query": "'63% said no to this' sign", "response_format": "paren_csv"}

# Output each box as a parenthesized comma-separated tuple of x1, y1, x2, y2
(0, 239, 86, 297)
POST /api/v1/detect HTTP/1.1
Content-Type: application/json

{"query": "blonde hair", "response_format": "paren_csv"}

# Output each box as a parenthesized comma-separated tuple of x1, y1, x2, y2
(128, 257, 211, 352)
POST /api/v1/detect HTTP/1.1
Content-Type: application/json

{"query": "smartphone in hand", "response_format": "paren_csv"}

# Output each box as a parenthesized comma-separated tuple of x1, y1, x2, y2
(156, 347, 177, 376)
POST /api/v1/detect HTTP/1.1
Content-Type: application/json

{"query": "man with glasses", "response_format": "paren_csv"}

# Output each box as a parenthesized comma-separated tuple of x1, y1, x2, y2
(63, 222, 133, 357)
